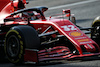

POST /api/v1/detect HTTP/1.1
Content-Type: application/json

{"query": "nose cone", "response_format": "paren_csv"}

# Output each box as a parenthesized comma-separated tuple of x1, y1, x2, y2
(84, 44, 96, 52)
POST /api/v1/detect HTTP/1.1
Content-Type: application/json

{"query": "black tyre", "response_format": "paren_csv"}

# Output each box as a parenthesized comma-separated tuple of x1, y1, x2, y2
(4, 25, 40, 64)
(91, 16, 100, 45)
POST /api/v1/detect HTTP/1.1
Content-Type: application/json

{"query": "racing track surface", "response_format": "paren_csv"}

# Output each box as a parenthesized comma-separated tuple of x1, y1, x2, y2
(1, 0, 100, 67)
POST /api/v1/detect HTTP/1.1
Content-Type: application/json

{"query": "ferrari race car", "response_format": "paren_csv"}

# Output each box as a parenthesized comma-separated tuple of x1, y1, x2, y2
(0, 0, 100, 65)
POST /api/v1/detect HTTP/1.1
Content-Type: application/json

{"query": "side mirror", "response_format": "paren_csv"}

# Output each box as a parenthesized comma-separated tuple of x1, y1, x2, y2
(62, 9, 71, 20)
(71, 14, 76, 24)
(26, 1, 29, 4)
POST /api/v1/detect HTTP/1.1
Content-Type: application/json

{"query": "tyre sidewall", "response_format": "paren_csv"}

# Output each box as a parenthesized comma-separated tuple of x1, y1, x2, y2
(4, 30, 24, 64)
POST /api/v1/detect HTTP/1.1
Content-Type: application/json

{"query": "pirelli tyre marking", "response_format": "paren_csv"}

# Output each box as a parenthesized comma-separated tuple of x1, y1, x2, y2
(4, 30, 24, 63)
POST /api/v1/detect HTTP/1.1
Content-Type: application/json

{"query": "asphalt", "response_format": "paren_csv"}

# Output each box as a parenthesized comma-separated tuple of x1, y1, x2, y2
(1, 0, 100, 67)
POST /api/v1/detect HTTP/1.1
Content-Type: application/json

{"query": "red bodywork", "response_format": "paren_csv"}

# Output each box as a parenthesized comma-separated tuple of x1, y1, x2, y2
(0, 0, 100, 63)
(24, 19, 100, 62)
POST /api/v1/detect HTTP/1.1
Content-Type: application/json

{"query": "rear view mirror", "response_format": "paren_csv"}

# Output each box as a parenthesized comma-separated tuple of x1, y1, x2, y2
(63, 9, 70, 14)
(63, 9, 71, 20)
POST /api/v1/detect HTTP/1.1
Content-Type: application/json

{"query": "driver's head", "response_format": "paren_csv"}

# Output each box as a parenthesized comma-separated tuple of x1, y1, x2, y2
(17, 0, 25, 9)
(18, 0, 21, 1)
(27, 11, 34, 16)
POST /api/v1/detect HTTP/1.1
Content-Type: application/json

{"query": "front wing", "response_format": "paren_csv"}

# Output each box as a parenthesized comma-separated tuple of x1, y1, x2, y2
(24, 46, 100, 63)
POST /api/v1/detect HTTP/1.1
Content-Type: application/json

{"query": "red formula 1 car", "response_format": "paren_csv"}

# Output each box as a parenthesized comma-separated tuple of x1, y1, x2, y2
(0, 0, 100, 65)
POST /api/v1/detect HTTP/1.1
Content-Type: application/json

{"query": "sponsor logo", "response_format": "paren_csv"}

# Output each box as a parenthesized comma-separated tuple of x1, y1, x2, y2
(75, 37, 87, 39)
(78, 39, 89, 42)
(80, 41, 92, 44)
(70, 31, 82, 37)
(45, 55, 49, 57)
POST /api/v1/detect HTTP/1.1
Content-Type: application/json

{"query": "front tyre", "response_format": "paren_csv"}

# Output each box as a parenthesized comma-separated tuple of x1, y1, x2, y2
(91, 16, 100, 46)
(5, 30, 24, 64)
(4, 25, 40, 64)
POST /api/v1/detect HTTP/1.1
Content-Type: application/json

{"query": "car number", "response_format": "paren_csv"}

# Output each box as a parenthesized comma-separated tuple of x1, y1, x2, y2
(61, 25, 77, 31)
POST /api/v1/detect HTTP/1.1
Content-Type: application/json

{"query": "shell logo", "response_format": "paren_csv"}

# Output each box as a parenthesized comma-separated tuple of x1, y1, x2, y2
(70, 31, 82, 37)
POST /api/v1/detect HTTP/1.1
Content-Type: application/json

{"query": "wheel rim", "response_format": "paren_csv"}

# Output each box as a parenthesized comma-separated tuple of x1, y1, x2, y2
(93, 26, 100, 38)
(7, 35, 20, 58)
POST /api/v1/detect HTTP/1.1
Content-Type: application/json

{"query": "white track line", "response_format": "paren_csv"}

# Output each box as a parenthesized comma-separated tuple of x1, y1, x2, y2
(49, 0, 98, 10)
